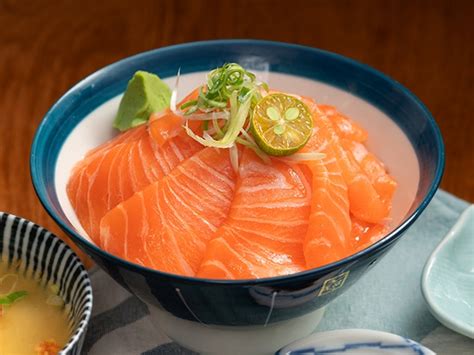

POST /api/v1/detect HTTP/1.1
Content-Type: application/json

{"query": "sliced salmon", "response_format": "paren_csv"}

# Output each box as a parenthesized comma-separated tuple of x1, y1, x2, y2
(197, 149, 311, 279)
(319, 105, 368, 142)
(296, 107, 352, 268)
(100, 147, 236, 275)
(341, 139, 397, 205)
(148, 88, 201, 146)
(67, 130, 202, 243)
(350, 217, 388, 253)
(301, 98, 390, 224)
(303, 154, 353, 269)
(81, 123, 147, 166)
(148, 110, 184, 147)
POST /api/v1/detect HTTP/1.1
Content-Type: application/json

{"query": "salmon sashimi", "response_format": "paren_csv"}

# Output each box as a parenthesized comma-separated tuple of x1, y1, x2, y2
(197, 149, 311, 279)
(297, 107, 352, 268)
(302, 154, 353, 268)
(148, 110, 184, 147)
(341, 139, 397, 205)
(67, 130, 202, 243)
(350, 217, 388, 253)
(81, 123, 148, 167)
(302, 99, 390, 224)
(149, 88, 201, 146)
(319, 104, 368, 142)
(68, 121, 151, 212)
(99, 147, 236, 275)
(334, 142, 390, 223)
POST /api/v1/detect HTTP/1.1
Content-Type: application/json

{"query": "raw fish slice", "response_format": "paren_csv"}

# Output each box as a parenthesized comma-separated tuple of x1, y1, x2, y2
(350, 217, 388, 253)
(341, 139, 397, 204)
(148, 88, 201, 146)
(297, 120, 352, 268)
(334, 143, 390, 223)
(81, 123, 147, 166)
(100, 147, 236, 276)
(107, 131, 201, 207)
(148, 110, 184, 147)
(67, 131, 201, 242)
(197, 149, 311, 279)
(319, 105, 368, 142)
(68, 144, 125, 241)
(302, 99, 390, 224)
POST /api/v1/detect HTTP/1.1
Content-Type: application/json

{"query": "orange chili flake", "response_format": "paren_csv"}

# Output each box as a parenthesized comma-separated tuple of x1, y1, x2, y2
(35, 339, 61, 355)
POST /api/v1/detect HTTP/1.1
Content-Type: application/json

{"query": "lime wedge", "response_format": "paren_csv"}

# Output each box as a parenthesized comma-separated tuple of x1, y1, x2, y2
(251, 93, 313, 156)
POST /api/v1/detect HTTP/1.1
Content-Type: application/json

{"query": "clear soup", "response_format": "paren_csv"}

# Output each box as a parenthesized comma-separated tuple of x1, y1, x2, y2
(0, 261, 71, 355)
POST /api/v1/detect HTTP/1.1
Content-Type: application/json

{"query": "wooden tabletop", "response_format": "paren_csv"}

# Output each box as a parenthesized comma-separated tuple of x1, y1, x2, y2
(0, 0, 472, 257)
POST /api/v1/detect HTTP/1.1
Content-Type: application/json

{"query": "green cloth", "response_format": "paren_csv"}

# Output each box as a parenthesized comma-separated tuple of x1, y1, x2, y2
(317, 190, 473, 353)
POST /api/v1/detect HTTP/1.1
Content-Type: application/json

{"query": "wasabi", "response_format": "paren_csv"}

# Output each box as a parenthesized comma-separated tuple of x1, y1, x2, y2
(114, 71, 171, 131)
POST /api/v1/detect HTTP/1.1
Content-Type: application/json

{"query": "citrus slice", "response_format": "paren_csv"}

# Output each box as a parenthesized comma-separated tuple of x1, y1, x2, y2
(251, 93, 313, 156)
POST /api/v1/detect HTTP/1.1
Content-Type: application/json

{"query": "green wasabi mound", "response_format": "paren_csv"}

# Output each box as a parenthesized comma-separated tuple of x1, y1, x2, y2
(113, 71, 171, 131)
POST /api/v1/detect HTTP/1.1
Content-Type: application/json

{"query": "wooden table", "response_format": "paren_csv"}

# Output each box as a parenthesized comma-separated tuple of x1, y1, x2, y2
(0, 0, 472, 257)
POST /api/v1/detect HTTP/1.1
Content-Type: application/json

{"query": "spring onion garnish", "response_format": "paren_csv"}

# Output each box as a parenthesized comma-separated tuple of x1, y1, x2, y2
(180, 63, 267, 113)
(173, 63, 324, 168)
(0, 273, 27, 307)
(173, 63, 271, 168)
(229, 144, 239, 173)
(0, 290, 28, 305)
(183, 91, 253, 148)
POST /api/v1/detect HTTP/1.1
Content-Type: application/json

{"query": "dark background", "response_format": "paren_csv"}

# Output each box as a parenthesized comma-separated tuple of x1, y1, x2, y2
(0, 0, 472, 257)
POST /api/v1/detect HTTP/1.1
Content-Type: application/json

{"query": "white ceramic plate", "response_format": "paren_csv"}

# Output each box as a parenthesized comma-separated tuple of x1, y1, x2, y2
(422, 205, 474, 339)
(278, 329, 435, 354)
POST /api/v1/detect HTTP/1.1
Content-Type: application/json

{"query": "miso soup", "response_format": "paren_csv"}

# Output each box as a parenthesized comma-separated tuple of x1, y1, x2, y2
(0, 261, 71, 354)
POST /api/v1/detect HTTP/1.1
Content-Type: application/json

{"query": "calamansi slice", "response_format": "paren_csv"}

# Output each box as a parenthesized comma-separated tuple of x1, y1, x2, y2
(251, 93, 313, 156)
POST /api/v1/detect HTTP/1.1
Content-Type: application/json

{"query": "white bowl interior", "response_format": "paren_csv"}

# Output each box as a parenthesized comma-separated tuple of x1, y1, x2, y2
(55, 71, 419, 243)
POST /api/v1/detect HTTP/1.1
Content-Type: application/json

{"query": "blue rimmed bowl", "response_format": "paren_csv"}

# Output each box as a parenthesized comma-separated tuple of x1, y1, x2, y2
(30, 40, 444, 354)
(0, 212, 92, 354)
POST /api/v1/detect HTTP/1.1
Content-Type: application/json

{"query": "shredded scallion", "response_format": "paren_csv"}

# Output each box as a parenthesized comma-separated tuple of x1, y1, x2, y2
(172, 63, 320, 170)
(0, 290, 28, 305)
(177, 63, 267, 165)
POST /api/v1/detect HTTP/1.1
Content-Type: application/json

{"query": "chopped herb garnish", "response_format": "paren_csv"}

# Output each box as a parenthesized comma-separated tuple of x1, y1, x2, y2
(172, 63, 270, 169)
(179, 63, 263, 114)
(168, 63, 324, 165)
(0, 290, 28, 305)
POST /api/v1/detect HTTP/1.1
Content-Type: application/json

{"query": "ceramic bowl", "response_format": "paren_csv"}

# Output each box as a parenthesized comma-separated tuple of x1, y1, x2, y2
(278, 329, 435, 354)
(0, 212, 92, 354)
(30, 40, 444, 354)
(422, 204, 474, 339)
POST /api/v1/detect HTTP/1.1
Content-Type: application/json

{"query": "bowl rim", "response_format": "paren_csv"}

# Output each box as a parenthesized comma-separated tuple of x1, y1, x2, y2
(30, 39, 445, 285)
(0, 211, 93, 353)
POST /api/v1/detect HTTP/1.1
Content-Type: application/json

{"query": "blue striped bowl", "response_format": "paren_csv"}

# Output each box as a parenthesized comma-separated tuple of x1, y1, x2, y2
(0, 212, 93, 354)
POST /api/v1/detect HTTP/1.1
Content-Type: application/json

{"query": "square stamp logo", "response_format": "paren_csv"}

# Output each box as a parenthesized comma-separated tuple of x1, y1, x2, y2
(319, 271, 349, 296)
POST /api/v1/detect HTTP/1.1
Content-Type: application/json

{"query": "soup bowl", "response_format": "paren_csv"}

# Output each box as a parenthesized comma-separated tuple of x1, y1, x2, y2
(0, 212, 92, 354)
(30, 40, 444, 354)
